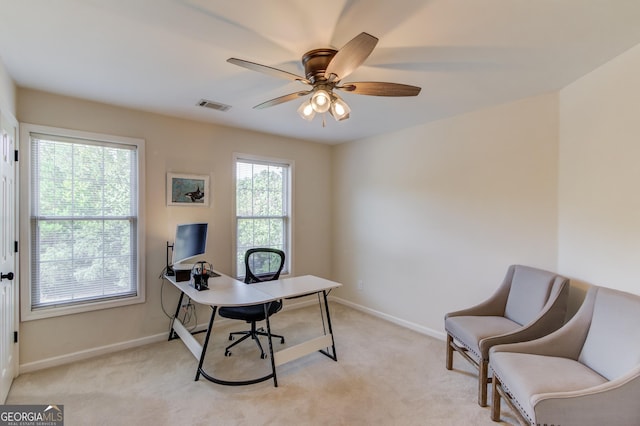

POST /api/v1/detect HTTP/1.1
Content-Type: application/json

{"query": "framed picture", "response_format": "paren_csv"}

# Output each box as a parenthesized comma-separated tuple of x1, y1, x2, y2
(167, 173, 210, 206)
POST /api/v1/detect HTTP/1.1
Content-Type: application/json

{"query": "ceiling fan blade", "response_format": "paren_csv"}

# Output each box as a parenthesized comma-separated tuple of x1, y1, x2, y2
(324, 32, 378, 81)
(253, 91, 312, 109)
(227, 58, 310, 84)
(338, 81, 421, 97)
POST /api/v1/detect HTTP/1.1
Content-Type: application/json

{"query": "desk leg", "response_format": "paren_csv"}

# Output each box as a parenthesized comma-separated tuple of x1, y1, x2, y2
(195, 306, 217, 381)
(264, 302, 278, 387)
(319, 290, 338, 361)
(195, 304, 277, 386)
(168, 292, 185, 341)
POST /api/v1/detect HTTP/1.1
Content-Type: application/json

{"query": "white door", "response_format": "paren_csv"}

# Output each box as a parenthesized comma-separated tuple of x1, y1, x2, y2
(0, 110, 18, 403)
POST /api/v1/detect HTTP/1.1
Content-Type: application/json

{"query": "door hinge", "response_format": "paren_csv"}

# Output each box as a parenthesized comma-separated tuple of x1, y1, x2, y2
(14, 331, 18, 343)
(14, 241, 18, 253)
(14, 150, 18, 162)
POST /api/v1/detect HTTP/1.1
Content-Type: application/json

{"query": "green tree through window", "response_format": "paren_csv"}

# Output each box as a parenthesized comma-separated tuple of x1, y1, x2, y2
(235, 158, 290, 278)
(27, 128, 142, 315)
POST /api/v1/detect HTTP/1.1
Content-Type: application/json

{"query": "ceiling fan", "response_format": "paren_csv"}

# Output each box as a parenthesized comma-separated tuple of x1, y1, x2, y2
(227, 32, 421, 123)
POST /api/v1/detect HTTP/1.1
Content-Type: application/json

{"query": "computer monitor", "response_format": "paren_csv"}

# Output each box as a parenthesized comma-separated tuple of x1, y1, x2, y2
(171, 223, 208, 269)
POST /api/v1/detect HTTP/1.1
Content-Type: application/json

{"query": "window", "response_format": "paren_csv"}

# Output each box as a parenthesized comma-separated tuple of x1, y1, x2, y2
(21, 124, 145, 320)
(234, 155, 291, 278)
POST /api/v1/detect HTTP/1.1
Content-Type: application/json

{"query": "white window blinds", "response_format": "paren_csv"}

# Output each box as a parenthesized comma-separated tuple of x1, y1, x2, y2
(30, 132, 139, 310)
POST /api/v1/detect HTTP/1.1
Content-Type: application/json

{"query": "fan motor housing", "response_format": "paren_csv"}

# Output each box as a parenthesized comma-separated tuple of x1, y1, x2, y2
(302, 48, 337, 84)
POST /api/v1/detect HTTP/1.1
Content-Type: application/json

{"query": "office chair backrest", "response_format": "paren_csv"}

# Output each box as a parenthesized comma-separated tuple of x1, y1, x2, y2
(244, 248, 285, 284)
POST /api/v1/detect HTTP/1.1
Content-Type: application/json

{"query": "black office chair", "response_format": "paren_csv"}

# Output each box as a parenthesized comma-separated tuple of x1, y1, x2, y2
(218, 248, 286, 359)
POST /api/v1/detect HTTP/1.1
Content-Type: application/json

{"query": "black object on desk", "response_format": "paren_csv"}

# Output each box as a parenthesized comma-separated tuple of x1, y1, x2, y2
(190, 261, 219, 291)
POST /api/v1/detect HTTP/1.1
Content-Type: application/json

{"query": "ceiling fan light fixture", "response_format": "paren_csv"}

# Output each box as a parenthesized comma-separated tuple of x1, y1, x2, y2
(227, 33, 421, 126)
(330, 96, 351, 121)
(297, 100, 316, 121)
(311, 89, 331, 113)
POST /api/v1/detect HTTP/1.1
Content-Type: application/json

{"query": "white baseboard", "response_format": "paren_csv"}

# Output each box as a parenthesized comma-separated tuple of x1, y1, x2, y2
(19, 332, 169, 374)
(18, 295, 443, 374)
(330, 296, 447, 341)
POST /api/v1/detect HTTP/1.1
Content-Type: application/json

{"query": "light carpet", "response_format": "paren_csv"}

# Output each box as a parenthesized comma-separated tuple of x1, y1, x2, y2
(7, 303, 518, 425)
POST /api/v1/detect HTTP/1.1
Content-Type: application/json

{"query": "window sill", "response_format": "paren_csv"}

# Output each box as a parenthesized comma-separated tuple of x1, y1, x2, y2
(20, 294, 146, 322)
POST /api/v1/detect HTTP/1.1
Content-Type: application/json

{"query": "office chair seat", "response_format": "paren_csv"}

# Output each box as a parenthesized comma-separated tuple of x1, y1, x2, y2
(219, 302, 281, 322)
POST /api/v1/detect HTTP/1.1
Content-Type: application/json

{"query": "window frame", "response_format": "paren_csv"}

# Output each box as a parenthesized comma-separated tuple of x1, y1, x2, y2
(232, 153, 293, 279)
(19, 123, 146, 321)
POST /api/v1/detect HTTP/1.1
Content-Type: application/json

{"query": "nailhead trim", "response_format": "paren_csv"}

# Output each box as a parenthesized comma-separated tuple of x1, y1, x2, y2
(492, 369, 535, 424)
(445, 329, 481, 360)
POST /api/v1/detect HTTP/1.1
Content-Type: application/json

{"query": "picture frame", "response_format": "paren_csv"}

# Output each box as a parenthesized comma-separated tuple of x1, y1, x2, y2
(167, 173, 210, 207)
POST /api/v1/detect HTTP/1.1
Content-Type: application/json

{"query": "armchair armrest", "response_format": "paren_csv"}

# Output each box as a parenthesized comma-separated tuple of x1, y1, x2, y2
(445, 266, 514, 319)
(490, 286, 598, 360)
(532, 368, 640, 426)
(480, 278, 569, 357)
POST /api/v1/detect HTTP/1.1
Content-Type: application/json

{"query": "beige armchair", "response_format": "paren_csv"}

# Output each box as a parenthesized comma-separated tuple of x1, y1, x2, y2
(490, 286, 640, 426)
(445, 265, 569, 406)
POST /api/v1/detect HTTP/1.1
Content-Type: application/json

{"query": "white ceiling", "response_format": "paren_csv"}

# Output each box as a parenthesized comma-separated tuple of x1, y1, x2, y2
(2, 0, 640, 144)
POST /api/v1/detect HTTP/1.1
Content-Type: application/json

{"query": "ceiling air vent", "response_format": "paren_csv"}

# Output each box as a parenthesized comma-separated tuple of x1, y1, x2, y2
(197, 99, 231, 112)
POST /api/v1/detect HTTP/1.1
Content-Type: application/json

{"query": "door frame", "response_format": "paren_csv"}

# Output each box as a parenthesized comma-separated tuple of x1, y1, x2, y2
(0, 107, 19, 403)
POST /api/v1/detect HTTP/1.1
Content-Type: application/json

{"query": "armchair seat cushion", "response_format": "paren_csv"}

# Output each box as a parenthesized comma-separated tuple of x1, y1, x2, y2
(491, 352, 607, 421)
(446, 316, 521, 359)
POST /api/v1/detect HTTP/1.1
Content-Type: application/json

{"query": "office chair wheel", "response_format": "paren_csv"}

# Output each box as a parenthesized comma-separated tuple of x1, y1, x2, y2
(225, 350, 232, 357)
(280, 337, 285, 344)
(228, 335, 234, 341)
(260, 353, 268, 359)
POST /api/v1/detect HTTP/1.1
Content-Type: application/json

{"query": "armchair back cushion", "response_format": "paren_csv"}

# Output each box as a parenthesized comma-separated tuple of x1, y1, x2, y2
(578, 289, 640, 380)
(504, 266, 555, 326)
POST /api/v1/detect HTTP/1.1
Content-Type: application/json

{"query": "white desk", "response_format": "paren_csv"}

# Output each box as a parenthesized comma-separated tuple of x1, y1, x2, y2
(164, 272, 342, 386)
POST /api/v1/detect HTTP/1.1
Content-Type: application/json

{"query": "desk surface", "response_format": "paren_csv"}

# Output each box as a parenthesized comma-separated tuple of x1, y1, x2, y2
(257, 275, 341, 299)
(164, 273, 341, 307)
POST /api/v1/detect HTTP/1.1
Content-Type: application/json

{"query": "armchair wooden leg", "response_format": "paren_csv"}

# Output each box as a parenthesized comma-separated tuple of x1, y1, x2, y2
(491, 375, 501, 421)
(446, 334, 454, 370)
(479, 359, 489, 407)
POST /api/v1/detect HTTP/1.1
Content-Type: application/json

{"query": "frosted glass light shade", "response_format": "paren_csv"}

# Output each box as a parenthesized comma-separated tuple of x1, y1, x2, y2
(311, 89, 331, 113)
(297, 100, 316, 121)
(330, 97, 351, 121)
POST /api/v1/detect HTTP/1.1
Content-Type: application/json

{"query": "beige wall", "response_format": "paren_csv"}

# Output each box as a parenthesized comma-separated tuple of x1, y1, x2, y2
(558, 43, 640, 297)
(332, 94, 560, 334)
(16, 88, 332, 366)
(0, 58, 16, 115)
